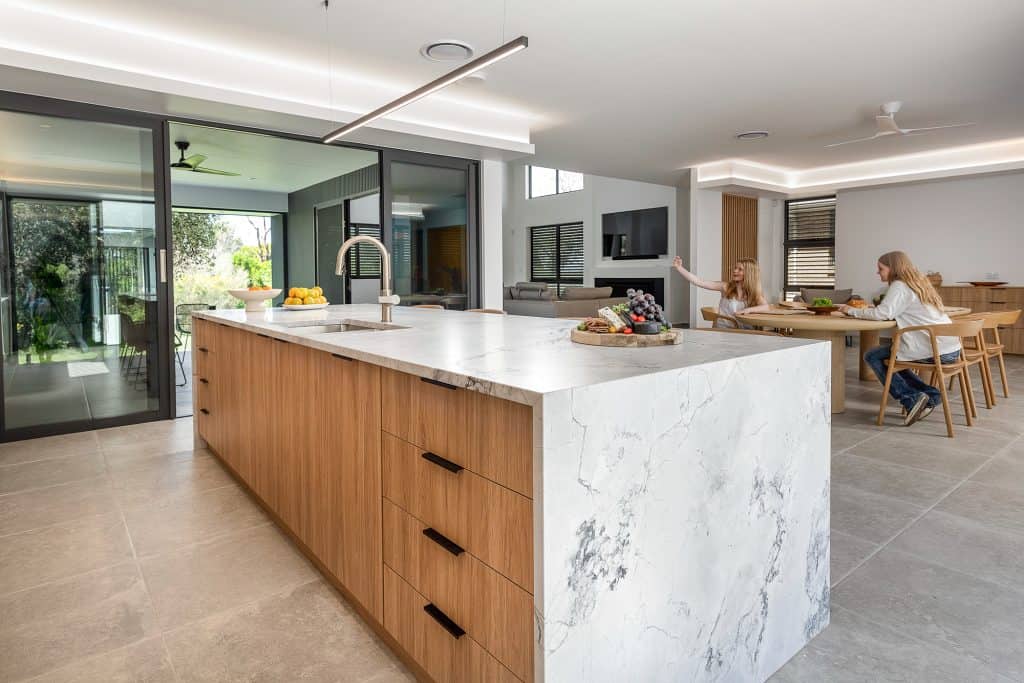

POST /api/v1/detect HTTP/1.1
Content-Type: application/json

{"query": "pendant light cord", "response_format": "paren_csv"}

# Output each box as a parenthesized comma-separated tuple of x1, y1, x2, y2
(323, 0, 335, 123)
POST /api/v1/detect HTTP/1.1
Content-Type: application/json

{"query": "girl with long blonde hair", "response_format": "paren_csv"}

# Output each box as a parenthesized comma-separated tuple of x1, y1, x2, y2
(841, 250, 960, 426)
(672, 256, 771, 328)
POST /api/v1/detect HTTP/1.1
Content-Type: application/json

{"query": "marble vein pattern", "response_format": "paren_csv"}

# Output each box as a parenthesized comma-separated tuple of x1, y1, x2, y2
(535, 343, 831, 682)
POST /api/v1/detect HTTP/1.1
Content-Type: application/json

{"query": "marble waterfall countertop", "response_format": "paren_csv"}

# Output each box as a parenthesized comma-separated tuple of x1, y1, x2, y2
(193, 304, 825, 404)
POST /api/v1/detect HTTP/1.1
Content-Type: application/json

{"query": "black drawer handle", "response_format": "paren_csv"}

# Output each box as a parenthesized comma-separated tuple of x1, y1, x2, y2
(199, 378, 208, 384)
(331, 353, 353, 361)
(197, 347, 209, 353)
(423, 603, 465, 639)
(420, 377, 457, 391)
(421, 451, 463, 474)
(422, 528, 465, 556)
(199, 408, 210, 415)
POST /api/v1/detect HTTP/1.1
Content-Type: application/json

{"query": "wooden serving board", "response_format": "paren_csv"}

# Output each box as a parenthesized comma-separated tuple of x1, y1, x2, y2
(570, 328, 681, 347)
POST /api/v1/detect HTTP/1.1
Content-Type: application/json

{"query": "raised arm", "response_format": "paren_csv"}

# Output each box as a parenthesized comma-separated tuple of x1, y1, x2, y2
(672, 256, 725, 293)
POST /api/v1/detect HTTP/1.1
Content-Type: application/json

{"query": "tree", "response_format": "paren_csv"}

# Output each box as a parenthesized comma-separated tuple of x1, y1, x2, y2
(172, 211, 222, 272)
(247, 216, 272, 262)
(232, 245, 272, 287)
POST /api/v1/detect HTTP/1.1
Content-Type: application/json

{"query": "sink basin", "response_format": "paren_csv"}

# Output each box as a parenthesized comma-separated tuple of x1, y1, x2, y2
(271, 319, 405, 335)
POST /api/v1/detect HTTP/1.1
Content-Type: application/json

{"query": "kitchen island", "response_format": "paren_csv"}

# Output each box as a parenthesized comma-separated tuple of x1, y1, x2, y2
(192, 305, 831, 682)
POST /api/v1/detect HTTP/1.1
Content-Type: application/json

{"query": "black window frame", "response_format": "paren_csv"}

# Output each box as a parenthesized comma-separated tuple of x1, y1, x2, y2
(529, 221, 584, 296)
(526, 165, 584, 199)
(783, 195, 836, 299)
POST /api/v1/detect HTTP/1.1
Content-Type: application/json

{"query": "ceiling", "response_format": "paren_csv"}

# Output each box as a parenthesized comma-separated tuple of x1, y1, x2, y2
(2, 0, 1023, 185)
(168, 123, 376, 193)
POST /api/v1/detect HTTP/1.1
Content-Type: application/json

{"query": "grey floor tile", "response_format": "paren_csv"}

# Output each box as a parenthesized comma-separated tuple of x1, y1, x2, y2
(141, 524, 316, 630)
(770, 605, 1012, 683)
(831, 483, 924, 543)
(935, 481, 1024, 538)
(832, 453, 958, 507)
(847, 430, 994, 479)
(0, 431, 101, 468)
(26, 636, 175, 683)
(165, 581, 413, 683)
(0, 453, 107, 495)
(970, 454, 1024, 492)
(889, 509, 1024, 593)
(833, 547, 1024, 679)
(122, 484, 268, 557)
(830, 530, 878, 585)
(0, 476, 117, 538)
(831, 426, 881, 453)
(108, 451, 234, 508)
(0, 563, 159, 681)
(0, 512, 134, 595)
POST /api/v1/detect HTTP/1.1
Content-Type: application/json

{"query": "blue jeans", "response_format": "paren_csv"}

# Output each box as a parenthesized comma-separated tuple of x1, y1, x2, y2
(863, 345, 961, 411)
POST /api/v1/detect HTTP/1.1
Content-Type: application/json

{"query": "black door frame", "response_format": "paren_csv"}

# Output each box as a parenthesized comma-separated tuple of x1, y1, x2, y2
(381, 149, 480, 309)
(0, 92, 174, 441)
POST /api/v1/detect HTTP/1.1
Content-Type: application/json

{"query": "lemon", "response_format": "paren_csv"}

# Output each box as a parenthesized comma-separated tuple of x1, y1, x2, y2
(288, 287, 298, 298)
(317, 296, 327, 304)
(311, 286, 323, 297)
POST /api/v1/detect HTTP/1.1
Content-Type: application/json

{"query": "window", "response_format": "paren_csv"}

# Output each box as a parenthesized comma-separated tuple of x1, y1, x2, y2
(526, 165, 584, 198)
(784, 196, 836, 299)
(530, 222, 584, 295)
(344, 221, 382, 279)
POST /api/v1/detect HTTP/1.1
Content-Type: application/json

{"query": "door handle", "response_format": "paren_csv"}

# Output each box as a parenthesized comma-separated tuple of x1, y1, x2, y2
(423, 603, 465, 639)
(159, 249, 167, 284)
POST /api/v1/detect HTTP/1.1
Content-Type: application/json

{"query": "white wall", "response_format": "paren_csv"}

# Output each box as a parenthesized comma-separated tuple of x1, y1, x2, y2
(503, 162, 684, 321)
(687, 188, 784, 327)
(836, 171, 1024, 300)
(480, 160, 505, 309)
(171, 184, 288, 213)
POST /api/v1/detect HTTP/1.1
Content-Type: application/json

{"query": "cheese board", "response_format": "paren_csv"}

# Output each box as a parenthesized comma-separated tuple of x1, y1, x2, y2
(570, 327, 681, 347)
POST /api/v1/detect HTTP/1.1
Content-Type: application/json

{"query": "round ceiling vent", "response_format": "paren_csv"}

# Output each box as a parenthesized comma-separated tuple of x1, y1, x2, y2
(736, 130, 769, 140)
(420, 40, 474, 62)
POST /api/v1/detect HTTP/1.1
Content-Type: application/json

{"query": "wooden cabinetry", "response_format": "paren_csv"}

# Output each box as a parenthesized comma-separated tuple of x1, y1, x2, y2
(938, 286, 1024, 354)
(195, 321, 534, 682)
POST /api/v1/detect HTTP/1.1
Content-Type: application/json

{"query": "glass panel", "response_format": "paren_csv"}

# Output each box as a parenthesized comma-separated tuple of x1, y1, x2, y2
(390, 162, 469, 310)
(529, 166, 556, 198)
(557, 170, 584, 194)
(0, 110, 158, 431)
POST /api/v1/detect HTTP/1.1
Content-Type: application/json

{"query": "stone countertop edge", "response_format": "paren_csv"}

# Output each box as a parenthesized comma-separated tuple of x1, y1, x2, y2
(193, 306, 828, 406)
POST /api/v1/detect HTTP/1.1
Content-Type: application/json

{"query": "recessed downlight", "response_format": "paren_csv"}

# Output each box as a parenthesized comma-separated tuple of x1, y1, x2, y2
(420, 40, 474, 62)
(736, 130, 769, 140)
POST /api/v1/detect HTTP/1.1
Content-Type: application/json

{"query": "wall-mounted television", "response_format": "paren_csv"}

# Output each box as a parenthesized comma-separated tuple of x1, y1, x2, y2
(601, 206, 668, 260)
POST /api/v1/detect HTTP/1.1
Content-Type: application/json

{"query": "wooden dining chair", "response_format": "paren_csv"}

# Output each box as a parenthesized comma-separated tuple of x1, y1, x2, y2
(466, 308, 507, 315)
(982, 309, 1021, 398)
(877, 318, 983, 438)
(700, 306, 740, 328)
(412, 304, 444, 309)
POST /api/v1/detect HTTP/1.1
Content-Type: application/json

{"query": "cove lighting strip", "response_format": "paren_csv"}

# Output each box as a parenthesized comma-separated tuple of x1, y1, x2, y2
(322, 36, 528, 143)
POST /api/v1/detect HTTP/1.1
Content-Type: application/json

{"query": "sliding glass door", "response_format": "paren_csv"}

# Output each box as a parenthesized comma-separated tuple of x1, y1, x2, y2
(0, 102, 170, 439)
(383, 151, 478, 309)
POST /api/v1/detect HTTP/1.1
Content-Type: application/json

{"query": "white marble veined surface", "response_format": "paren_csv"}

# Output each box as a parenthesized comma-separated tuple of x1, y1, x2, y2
(195, 305, 823, 404)
(535, 341, 831, 682)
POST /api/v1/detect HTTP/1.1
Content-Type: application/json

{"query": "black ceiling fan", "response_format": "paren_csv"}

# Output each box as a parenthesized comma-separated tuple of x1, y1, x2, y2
(169, 140, 240, 176)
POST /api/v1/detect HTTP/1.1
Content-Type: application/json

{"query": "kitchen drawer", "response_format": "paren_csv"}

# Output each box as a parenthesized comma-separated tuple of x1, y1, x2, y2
(382, 433, 533, 592)
(192, 318, 215, 376)
(381, 368, 534, 498)
(194, 378, 216, 448)
(383, 500, 533, 682)
(383, 567, 520, 683)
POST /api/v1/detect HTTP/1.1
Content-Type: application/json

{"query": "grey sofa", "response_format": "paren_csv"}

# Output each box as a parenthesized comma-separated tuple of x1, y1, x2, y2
(502, 283, 625, 318)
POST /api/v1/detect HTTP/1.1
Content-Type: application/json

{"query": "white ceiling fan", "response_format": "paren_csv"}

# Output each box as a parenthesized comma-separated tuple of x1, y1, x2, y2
(825, 101, 974, 148)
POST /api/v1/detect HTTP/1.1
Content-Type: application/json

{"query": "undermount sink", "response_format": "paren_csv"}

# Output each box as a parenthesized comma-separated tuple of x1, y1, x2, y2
(271, 319, 405, 335)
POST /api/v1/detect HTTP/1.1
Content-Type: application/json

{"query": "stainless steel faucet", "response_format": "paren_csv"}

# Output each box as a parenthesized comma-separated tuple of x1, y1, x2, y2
(335, 235, 400, 323)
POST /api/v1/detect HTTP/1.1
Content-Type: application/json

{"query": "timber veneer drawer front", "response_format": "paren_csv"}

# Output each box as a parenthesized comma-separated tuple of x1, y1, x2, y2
(382, 433, 533, 592)
(383, 567, 520, 683)
(383, 500, 533, 682)
(381, 368, 534, 498)
(192, 318, 214, 376)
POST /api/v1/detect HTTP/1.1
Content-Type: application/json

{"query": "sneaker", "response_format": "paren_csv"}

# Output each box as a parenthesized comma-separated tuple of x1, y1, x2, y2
(904, 393, 930, 426)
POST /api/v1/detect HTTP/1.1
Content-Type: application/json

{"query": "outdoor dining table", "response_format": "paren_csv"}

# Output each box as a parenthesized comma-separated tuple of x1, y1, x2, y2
(736, 306, 972, 413)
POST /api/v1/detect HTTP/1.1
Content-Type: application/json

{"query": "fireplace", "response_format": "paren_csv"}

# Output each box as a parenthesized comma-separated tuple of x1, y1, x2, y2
(594, 277, 665, 304)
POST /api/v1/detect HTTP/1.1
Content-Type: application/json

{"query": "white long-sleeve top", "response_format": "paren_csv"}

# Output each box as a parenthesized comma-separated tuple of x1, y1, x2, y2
(846, 280, 960, 360)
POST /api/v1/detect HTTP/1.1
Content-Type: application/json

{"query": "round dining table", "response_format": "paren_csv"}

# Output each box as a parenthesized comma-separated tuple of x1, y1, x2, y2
(735, 306, 972, 413)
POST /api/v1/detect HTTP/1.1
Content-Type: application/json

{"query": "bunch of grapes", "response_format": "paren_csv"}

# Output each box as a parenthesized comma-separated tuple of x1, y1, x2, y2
(625, 288, 668, 325)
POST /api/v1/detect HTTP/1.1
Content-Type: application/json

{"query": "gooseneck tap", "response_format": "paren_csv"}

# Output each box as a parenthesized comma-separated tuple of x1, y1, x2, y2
(335, 235, 400, 323)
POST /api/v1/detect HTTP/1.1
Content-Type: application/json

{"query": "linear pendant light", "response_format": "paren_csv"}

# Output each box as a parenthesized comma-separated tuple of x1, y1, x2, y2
(322, 35, 528, 143)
